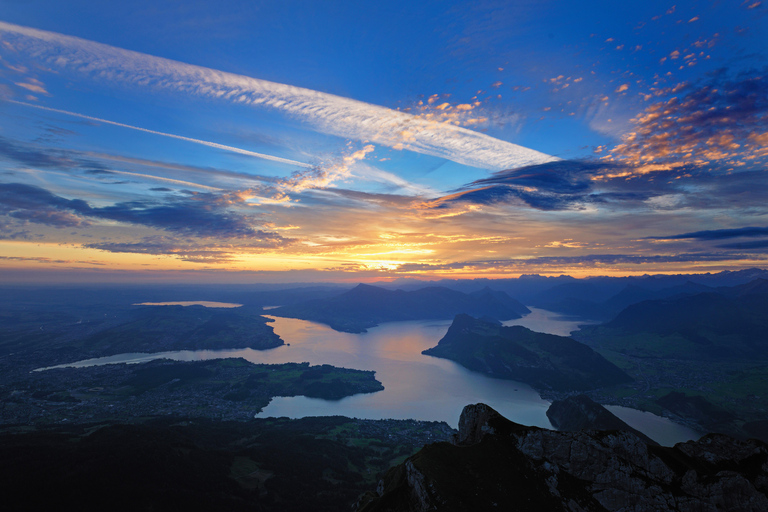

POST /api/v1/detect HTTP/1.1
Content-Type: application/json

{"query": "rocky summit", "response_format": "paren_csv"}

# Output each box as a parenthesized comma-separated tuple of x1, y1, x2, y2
(358, 403, 768, 512)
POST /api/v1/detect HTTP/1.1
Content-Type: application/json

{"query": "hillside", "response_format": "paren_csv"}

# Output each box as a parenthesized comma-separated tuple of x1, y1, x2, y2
(270, 284, 530, 333)
(3, 358, 384, 424)
(421, 314, 631, 392)
(577, 284, 768, 360)
(571, 280, 768, 438)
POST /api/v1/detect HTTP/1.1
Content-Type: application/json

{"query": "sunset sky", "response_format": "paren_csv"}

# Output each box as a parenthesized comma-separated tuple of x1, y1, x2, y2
(1, 0, 767, 283)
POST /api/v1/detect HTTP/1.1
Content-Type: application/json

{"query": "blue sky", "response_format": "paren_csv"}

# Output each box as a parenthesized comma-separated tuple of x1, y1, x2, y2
(1, 1, 767, 282)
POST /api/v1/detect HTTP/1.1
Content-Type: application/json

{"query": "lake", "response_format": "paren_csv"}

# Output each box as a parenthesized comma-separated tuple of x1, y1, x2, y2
(39, 306, 701, 446)
(132, 301, 243, 308)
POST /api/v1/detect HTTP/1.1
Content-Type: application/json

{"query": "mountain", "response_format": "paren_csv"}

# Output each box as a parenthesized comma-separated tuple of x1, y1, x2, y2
(358, 403, 768, 512)
(546, 394, 658, 445)
(520, 270, 768, 320)
(270, 284, 530, 333)
(579, 282, 768, 359)
(421, 314, 631, 392)
(656, 392, 737, 429)
(0, 415, 455, 512)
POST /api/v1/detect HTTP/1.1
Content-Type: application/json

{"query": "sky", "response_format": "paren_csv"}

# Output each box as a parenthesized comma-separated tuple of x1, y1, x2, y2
(1, 0, 767, 283)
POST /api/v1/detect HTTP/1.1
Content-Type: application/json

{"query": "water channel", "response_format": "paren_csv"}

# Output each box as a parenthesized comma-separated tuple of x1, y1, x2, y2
(39, 306, 701, 445)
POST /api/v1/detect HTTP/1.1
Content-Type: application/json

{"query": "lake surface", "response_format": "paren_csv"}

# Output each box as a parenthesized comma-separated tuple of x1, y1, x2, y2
(39, 307, 701, 445)
(132, 301, 243, 308)
(502, 307, 597, 336)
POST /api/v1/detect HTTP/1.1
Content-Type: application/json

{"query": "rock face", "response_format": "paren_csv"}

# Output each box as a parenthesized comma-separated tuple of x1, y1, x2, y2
(547, 395, 658, 445)
(358, 403, 768, 512)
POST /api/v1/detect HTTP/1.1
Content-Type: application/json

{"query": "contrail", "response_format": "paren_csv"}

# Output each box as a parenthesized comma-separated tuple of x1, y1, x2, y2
(0, 21, 558, 171)
(7, 100, 311, 168)
(99, 169, 223, 191)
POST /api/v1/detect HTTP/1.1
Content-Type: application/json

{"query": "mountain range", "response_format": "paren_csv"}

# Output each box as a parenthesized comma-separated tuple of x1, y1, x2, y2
(270, 284, 530, 332)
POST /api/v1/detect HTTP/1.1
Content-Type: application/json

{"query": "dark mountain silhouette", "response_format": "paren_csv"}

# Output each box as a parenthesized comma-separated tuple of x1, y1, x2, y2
(717, 277, 768, 298)
(521, 269, 768, 320)
(422, 314, 631, 392)
(358, 403, 768, 512)
(583, 281, 768, 359)
(270, 284, 530, 332)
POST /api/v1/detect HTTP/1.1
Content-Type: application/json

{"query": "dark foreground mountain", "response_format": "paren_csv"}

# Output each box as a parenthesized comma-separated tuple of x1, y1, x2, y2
(422, 314, 631, 392)
(0, 415, 454, 512)
(358, 403, 768, 512)
(270, 284, 530, 333)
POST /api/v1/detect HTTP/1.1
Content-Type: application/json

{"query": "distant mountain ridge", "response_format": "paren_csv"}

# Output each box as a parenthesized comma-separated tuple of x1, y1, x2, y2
(269, 284, 530, 333)
(577, 279, 768, 360)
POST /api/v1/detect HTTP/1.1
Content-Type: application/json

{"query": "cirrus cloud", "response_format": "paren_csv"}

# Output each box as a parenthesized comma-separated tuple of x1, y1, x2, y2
(0, 21, 556, 171)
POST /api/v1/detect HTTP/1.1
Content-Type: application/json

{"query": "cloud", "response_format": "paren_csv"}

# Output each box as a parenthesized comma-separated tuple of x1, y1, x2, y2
(99, 169, 223, 191)
(11, 100, 311, 168)
(648, 226, 768, 241)
(392, 252, 765, 273)
(86, 231, 297, 262)
(0, 21, 555, 171)
(0, 135, 75, 169)
(0, 182, 294, 242)
(281, 145, 375, 192)
(15, 80, 48, 95)
(421, 152, 768, 214)
(610, 68, 768, 165)
(717, 240, 768, 250)
(0, 182, 91, 227)
(0, 135, 295, 200)
(423, 159, 616, 211)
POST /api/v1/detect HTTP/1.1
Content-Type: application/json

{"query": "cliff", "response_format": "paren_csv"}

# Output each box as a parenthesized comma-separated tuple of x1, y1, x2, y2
(358, 403, 768, 512)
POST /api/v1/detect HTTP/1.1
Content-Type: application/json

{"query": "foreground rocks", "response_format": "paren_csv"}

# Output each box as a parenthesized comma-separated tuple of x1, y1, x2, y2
(358, 403, 768, 511)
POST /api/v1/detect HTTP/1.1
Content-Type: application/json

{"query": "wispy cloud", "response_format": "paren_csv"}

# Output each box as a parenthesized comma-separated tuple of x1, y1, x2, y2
(0, 21, 555, 171)
(0, 135, 74, 169)
(0, 182, 293, 241)
(647, 226, 768, 241)
(391, 253, 765, 274)
(84, 235, 274, 263)
(282, 145, 375, 192)
(95, 169, 223, 192)
(9, 100, 311, 168)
